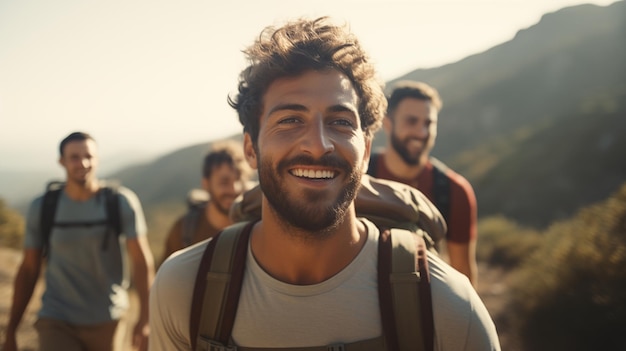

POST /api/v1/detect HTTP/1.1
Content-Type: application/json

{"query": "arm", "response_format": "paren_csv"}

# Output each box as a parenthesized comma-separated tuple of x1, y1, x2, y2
(2, 248, 43, 351)
(445, 173, 479, 288)
(149, 247, 202, 351)
(447, 240, 478, 288)
(127, 236, 155, 351)
(428, 253, 500, 350)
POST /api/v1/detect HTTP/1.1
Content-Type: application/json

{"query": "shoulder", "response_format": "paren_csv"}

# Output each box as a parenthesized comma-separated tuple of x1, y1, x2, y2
(430, 159, 475, 197)
(166, 215, 186, 238)
(151, 239, 211, 345)
(154, 239, 207, 294)
(110, 185, 138, 200)
(28, 193, 46, 213)
(108, 185, 144, 210)
(428, 253, 500, 348)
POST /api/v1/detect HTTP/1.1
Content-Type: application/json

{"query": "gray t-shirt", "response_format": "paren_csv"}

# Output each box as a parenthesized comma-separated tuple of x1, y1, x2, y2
(24, 186, 147, 325)
(149, 219, 500, 350)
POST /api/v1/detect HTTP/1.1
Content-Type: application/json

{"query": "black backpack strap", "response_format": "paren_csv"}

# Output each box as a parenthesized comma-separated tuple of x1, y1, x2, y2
(366, 152, 380, 177)
(378, 228, 434, 351)
(40, 181, 65, 257)
(191, 221, 254, 351)
(101, 185, 122, 250)
(430, 157, 451, 222)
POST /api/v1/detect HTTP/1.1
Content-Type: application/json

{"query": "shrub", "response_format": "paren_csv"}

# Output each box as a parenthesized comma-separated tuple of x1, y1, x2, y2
(477, 215, 542, 268)
(0, 198, 25, 249)
(506, 183, 626, 351)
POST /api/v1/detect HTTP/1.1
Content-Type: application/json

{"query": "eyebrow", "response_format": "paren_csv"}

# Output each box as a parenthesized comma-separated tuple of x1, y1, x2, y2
(267, 103, 358, 117)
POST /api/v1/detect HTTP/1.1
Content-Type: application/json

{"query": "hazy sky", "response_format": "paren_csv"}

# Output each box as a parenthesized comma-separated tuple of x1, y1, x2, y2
(0, 0, 618, 172)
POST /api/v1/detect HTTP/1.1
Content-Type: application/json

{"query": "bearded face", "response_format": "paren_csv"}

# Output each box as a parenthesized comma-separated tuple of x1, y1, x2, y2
(257, 152, 361, 235)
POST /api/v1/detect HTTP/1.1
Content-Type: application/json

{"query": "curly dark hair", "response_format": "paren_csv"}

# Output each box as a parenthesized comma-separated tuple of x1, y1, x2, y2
(228, 17, 386, 146)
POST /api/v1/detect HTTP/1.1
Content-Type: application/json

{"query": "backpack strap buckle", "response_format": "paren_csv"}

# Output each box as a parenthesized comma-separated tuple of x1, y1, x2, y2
(327, 344, 345, 351)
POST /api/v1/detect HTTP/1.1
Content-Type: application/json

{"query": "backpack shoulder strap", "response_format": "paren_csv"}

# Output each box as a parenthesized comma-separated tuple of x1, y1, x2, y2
(378, 228, 434, 351)
(40, 181, 64, 257)
(430, 157, 451, 221)
(98, 184, 122, 251)
(190, 222, 433, 351)
(366, 152, 380, 177)
(103, 185, 122, 236)
(190, 221, 253, 351)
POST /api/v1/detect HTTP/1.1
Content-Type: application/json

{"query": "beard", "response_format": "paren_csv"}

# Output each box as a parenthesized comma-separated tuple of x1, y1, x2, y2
(68, 170, 93, 187)
(210, 194, 235, 216)
(257, 152, 362, 237)
(390, 129, 426, 166)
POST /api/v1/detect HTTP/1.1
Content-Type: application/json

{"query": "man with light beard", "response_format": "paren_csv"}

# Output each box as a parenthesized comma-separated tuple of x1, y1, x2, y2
(149, 17, 499, 350)
(161, 141, 252, 261)
(367, 81, 479, 288)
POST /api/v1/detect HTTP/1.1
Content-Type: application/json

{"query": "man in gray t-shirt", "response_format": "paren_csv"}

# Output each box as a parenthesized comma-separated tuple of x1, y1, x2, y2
(3, 131, 155, 351)
(150, 17, 500, 351)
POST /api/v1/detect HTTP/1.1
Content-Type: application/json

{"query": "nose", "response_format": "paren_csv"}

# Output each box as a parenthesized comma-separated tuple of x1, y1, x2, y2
(412, 122, 429, 140)
(301, 115, 334, 157)
(229, 180, 244, 196)
(80, 157, 91, 169)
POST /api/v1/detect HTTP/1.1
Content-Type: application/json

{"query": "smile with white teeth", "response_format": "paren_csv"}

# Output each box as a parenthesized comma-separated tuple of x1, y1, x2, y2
(291, 169, 336, 179)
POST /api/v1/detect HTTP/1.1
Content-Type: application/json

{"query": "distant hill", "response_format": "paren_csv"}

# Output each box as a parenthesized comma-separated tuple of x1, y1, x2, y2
(112, 134, 244, 207)
(379, 1, 626, 160)
(7, 2, 622, 234)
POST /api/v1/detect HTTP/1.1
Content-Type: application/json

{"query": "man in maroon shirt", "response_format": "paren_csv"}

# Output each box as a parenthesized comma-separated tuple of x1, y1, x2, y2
(367, 81, 478, 287)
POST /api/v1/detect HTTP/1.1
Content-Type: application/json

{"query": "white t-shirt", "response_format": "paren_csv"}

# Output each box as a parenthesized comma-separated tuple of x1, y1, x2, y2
(149, 219, 500, 350)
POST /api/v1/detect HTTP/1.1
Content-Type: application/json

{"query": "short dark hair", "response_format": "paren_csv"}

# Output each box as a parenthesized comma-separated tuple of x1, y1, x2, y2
(59, 131, 95, 157)
(228, 17, 386, 146)
(387, 81, 442, 118)
(202, 141, 250, 180)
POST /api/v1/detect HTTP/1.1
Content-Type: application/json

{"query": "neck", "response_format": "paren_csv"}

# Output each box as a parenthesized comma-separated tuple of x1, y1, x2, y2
(64, 179, 100, 201)
(251, 199, 367, 285)
(205, 201, 232, 229)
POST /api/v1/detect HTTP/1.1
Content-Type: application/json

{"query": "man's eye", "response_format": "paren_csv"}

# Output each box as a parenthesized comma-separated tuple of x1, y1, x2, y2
(278, 117, 300, 124)
(332, 119, 355, 127)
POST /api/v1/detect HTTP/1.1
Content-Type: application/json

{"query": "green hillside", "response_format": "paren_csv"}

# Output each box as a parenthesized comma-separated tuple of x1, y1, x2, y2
(110, 1, 626, 233)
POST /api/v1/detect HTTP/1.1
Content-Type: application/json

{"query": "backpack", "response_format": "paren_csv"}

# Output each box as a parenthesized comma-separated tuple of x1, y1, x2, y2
(367, 153, 451, 222)
(190, 221, 434, 351)
(190, 175, 447, 351)
(181, 189, 211, 247)
(230, 174, 447, 249)
(40, 181, 122, 258)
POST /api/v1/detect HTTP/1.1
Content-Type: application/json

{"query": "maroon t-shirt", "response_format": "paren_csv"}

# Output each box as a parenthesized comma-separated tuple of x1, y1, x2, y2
(371, 154, 477, 243)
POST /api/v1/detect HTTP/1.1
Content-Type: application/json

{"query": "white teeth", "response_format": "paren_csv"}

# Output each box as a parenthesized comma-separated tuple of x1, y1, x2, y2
(292, 169, 335, 179)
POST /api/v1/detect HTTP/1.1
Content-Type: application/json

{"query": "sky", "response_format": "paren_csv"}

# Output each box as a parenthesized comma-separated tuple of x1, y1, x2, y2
(0, 0, 618, 173)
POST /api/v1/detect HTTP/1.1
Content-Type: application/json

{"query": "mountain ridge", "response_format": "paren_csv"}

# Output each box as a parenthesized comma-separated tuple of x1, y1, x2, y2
(3, 2, 624, 232)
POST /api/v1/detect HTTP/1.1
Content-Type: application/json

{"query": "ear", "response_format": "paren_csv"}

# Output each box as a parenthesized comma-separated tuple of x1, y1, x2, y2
(58, 156, 65, 168)
(243, 133, 258, 170)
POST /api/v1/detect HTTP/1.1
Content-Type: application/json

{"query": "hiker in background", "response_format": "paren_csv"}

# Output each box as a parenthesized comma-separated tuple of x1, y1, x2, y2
(161, 140, 252, 262)
(2, 132, 154, 351)
(367, 81, 479, 288)
(149, 17, 500, 350)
